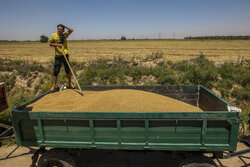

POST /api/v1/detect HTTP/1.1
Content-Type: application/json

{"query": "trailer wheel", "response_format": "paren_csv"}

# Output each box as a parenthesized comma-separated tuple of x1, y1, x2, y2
(38, 149, 75, 167)
(178, 155, 217, 167)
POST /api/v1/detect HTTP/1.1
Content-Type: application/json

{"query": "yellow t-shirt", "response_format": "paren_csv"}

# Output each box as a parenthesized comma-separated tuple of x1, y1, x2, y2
(50, 32, 69, 56)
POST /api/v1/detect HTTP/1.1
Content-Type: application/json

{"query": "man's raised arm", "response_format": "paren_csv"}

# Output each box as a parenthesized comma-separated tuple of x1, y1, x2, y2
(64, 25, 73, 36)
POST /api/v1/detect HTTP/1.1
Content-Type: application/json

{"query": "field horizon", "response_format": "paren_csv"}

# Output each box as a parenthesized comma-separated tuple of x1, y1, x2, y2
(0, 40, 249, 64)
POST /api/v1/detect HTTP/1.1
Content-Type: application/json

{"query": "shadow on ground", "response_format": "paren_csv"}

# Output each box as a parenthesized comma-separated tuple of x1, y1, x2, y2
(74, 150, 178, 167)
(0, 146, 36, 160)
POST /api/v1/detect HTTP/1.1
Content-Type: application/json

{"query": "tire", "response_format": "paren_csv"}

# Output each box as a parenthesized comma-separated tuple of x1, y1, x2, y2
(178, 155, 217, 167)
(38, 149, 75, 167)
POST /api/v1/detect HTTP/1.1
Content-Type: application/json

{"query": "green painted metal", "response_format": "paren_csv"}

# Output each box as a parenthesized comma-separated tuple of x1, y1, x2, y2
(199, 85, 230, 111)
(10, 85, 240, 152)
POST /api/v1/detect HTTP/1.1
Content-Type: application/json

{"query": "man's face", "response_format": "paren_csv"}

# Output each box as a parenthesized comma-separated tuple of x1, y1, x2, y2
(57, 26, 64, 35)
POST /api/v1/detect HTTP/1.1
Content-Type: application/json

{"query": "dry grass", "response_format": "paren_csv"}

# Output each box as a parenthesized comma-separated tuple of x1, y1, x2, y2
(0, 40, 249, 63)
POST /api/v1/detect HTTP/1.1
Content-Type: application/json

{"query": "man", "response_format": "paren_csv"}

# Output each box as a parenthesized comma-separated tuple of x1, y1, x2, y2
(50, 24, 74, 91)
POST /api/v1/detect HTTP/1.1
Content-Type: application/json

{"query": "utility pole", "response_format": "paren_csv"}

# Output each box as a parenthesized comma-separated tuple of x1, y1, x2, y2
(158, 33, 161, 39)
(173, 32, 175, 39)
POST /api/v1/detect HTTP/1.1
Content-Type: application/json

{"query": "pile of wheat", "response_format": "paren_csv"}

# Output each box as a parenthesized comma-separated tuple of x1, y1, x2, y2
(25, 89, 202, 112)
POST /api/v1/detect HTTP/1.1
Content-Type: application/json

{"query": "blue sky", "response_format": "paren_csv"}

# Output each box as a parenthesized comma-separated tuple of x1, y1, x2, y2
(0, 0, 250, 40)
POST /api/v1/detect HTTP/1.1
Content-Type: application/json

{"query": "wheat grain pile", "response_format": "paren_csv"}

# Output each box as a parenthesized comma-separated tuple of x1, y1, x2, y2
(25, 89, 202, 112)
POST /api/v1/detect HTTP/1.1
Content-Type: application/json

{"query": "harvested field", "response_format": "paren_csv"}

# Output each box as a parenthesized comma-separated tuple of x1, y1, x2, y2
(1, 40, 250, 63)
(25, 89, 202, 112)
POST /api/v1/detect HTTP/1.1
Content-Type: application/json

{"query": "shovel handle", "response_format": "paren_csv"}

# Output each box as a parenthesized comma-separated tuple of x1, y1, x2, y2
(61, 48, 83, 95)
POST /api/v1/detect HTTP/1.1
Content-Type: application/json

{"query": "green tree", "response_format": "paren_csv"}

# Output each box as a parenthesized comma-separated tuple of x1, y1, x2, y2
(121, 36, 126, 40)
(40, 35, 49, 43)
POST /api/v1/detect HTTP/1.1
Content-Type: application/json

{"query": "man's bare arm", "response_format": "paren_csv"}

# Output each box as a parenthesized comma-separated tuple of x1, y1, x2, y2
(63, 25, 73, 36)
(50, 40, 63, 48)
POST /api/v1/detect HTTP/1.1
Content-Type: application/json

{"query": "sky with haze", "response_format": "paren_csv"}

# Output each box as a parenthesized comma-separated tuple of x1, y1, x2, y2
(0, 0, 250, 40)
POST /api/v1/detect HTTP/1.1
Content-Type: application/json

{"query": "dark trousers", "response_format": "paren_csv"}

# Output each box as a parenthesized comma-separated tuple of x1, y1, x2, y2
(53, 54, 70, 76)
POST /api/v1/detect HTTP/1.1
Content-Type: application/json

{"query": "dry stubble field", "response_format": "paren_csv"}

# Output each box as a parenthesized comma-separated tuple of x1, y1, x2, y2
(0, 40, 249, 63)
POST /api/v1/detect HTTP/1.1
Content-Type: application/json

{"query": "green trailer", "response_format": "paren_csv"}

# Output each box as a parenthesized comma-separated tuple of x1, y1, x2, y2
(10, 85, 244, 167)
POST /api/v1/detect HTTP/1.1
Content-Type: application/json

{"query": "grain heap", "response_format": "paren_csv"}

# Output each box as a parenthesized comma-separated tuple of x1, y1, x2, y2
(25, 89, 202, 112)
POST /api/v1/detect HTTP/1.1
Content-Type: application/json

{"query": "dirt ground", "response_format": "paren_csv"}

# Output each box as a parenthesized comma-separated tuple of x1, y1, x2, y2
(0, 142, 249, 167)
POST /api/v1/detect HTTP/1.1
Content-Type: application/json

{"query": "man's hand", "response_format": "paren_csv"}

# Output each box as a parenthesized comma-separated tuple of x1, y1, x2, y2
(63, 25, 73, 36)
(57, 44, 63, 48)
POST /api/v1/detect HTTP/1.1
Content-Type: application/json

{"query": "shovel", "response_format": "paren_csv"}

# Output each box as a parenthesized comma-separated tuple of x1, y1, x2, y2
(61, 48, 84, 96)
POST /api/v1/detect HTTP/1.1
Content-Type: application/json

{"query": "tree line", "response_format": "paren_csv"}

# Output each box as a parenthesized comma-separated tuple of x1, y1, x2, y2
(184, 35, 250, 40)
